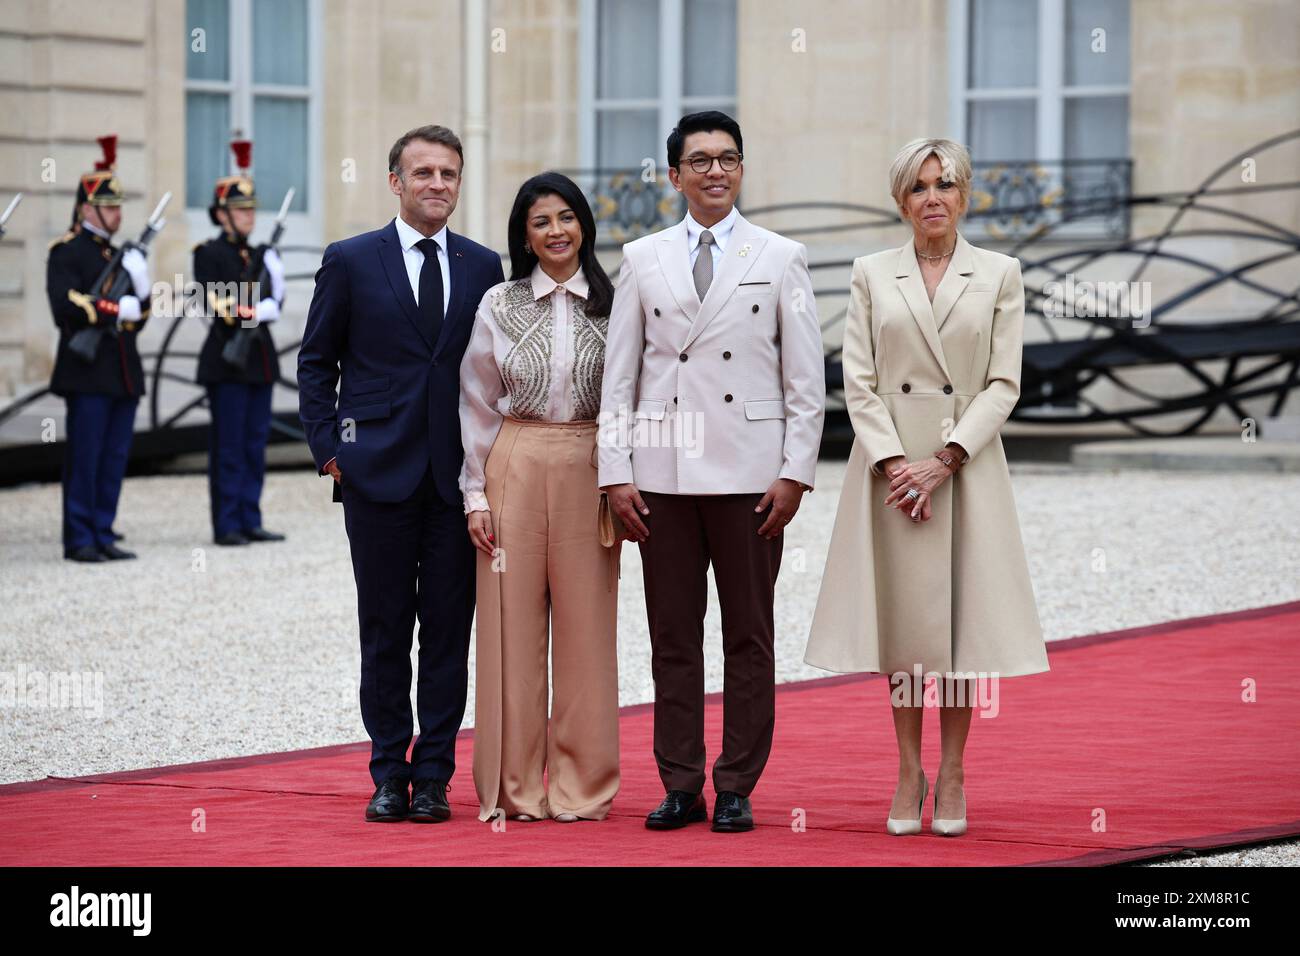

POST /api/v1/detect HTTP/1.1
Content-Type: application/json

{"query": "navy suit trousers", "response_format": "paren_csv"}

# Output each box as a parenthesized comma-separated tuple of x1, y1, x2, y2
(342, 469, 476, 786)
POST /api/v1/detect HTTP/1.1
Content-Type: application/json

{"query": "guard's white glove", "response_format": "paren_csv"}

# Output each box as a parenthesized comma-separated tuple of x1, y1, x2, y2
(116, 294, 141, 326)
(261, 247, 285, 303)
(121, 248, 151, 299)
(255, 298, 280, 323)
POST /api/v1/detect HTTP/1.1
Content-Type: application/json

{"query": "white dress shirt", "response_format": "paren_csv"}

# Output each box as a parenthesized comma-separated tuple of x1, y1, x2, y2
(684, 204, 739, 275)
(392, 214, 451, 314)
(458, 263, 600, 513)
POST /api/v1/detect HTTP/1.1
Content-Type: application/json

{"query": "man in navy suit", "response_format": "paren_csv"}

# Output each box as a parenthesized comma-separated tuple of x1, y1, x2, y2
(298, 125, 504, 823)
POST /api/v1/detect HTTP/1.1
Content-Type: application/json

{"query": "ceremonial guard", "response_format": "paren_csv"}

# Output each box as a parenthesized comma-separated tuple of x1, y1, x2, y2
(47, 135, 153, 562)
(193, 139, 287, 545)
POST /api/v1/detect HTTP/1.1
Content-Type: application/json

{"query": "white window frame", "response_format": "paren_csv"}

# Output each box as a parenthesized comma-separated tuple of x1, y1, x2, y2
(948, 0, 1130, 240)
(948, 0, 1130, 161)
(184, 0, 322, 248)
(578, 0, 738, 170)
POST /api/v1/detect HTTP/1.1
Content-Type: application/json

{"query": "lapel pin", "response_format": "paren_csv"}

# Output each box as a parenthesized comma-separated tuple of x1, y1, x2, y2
(739, 242, 752, 257)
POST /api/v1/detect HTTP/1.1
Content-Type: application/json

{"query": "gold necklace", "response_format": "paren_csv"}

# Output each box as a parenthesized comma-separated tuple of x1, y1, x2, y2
(916, 244, 955, 261)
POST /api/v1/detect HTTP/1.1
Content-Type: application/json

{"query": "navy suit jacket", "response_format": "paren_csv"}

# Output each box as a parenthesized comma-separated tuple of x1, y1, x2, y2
(298, 219, 505, 505)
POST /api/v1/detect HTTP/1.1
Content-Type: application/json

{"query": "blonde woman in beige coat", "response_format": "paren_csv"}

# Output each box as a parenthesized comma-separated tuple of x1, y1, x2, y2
(804, 138, 1049, 838)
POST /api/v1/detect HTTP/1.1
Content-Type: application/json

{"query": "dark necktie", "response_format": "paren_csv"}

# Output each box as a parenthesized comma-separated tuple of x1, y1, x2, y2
(415, 237, 445, 345)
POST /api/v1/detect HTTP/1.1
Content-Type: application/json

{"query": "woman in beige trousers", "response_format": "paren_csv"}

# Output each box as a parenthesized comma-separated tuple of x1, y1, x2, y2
(804, 139, 1049, 837)
(459, 172, 622, 823)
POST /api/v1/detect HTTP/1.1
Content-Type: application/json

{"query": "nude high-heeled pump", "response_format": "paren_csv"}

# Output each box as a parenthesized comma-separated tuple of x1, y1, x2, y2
(931, 779, 967, 836)
(886, 772, 928, 836)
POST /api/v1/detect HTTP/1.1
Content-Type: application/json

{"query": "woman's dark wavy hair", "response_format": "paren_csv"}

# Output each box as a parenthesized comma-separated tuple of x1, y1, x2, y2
(506, 171, 613, 318)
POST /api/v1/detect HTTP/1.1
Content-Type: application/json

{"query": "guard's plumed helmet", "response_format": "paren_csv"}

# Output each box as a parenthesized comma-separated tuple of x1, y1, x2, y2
(75, 135, 125, 210)
(209, 139, 258, 226)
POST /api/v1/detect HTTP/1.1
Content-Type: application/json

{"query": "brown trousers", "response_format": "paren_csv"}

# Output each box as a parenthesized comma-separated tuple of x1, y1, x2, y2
(472, 417, 621, 821)
(638, 491, 783, 797)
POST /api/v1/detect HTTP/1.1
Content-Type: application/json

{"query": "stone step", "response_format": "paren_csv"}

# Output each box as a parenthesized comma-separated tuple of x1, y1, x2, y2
(1072, 433, 1300, 472)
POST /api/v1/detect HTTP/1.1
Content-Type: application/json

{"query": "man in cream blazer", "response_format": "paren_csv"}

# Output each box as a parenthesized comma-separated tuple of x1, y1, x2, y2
(598, 111, 825, 832)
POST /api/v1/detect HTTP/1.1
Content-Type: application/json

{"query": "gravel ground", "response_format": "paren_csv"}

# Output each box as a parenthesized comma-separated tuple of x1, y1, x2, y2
(2, 459, 1298, 866)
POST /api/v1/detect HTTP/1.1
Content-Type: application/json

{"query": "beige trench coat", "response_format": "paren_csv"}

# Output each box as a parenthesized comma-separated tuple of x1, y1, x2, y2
(804, 232, 1049, 678)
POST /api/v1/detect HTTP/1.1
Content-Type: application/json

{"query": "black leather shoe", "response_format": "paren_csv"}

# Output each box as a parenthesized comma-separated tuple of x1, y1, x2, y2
(712, 791, 754, 832)
(99, 543, 136, 560)
(409, 780, 451, 823)
(243, 527, 286, 542)
(214, 532, 249, 546)
(109, 528, 124, 541)
(65, 545, 107, 563)
(365, 778, 409, 822)
(645, 790, 707, 830)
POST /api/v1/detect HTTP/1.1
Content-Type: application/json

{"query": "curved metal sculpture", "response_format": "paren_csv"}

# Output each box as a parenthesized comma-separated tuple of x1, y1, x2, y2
(789, 130, 1300, 437)
(1005, 128, 1300, 436)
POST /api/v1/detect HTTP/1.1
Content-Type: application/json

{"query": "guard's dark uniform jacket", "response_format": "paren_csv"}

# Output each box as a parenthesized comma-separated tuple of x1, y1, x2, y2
(47, 227, 150, 398)
(194, 232, 282, 385)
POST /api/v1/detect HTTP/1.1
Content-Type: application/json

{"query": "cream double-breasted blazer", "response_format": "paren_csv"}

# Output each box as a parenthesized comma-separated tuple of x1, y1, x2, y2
(804, 232, 1049, 678)
(597, 212, 825, 494)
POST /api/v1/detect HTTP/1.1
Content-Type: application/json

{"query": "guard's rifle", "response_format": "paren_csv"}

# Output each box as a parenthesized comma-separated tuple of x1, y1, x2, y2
(0, 193, 21, 239)
(221, 187, 294, 368)
(68, 192, 171, 363)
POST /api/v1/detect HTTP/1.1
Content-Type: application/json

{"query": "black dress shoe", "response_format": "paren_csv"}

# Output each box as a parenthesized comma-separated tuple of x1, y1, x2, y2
(243, 526, 286, 542)
(711, 791, 754, 832)
(65, 545, 107, 563)
(109, 528, 124, 541)
(214, 532, 249, 546)
(365, 778, 409, 822)
(409, 780, 451, 823)
(99, 543, 137, 560)
(645, 789, 708, 830)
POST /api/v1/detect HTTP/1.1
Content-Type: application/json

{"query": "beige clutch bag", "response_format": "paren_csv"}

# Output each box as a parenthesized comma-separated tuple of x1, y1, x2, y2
(597, 492, 627, 548)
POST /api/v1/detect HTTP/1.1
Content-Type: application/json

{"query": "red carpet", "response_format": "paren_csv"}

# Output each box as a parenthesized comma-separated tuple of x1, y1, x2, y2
(3, 601, 1299, 866)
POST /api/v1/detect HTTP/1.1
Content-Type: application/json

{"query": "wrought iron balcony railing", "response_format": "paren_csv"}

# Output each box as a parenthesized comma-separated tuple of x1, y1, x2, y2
(966, 158, 1132, 241)
(555, 169, 685, 247)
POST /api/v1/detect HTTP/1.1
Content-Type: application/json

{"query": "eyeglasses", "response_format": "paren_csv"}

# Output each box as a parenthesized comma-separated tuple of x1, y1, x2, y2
(678, 151, 742, 174)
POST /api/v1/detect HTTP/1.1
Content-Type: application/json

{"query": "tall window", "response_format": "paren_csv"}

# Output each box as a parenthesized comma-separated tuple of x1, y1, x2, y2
(951, 0, 1130, 162)
(580, 0, 738, 169)
(185, 0, 315, 217)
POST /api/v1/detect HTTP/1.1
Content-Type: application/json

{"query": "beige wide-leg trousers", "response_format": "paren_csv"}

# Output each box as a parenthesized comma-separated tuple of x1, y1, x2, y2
(473, 416, 621, 821)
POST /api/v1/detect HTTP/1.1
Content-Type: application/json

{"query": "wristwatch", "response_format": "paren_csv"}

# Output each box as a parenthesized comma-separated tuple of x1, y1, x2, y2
(934, 446, 966, 473)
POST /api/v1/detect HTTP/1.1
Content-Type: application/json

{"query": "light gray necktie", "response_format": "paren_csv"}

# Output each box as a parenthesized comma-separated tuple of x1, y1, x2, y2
(692, 229, 715, 300)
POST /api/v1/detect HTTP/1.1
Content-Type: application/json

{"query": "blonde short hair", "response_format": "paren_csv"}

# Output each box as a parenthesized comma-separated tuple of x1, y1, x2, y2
(888, 138, 973, 215)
